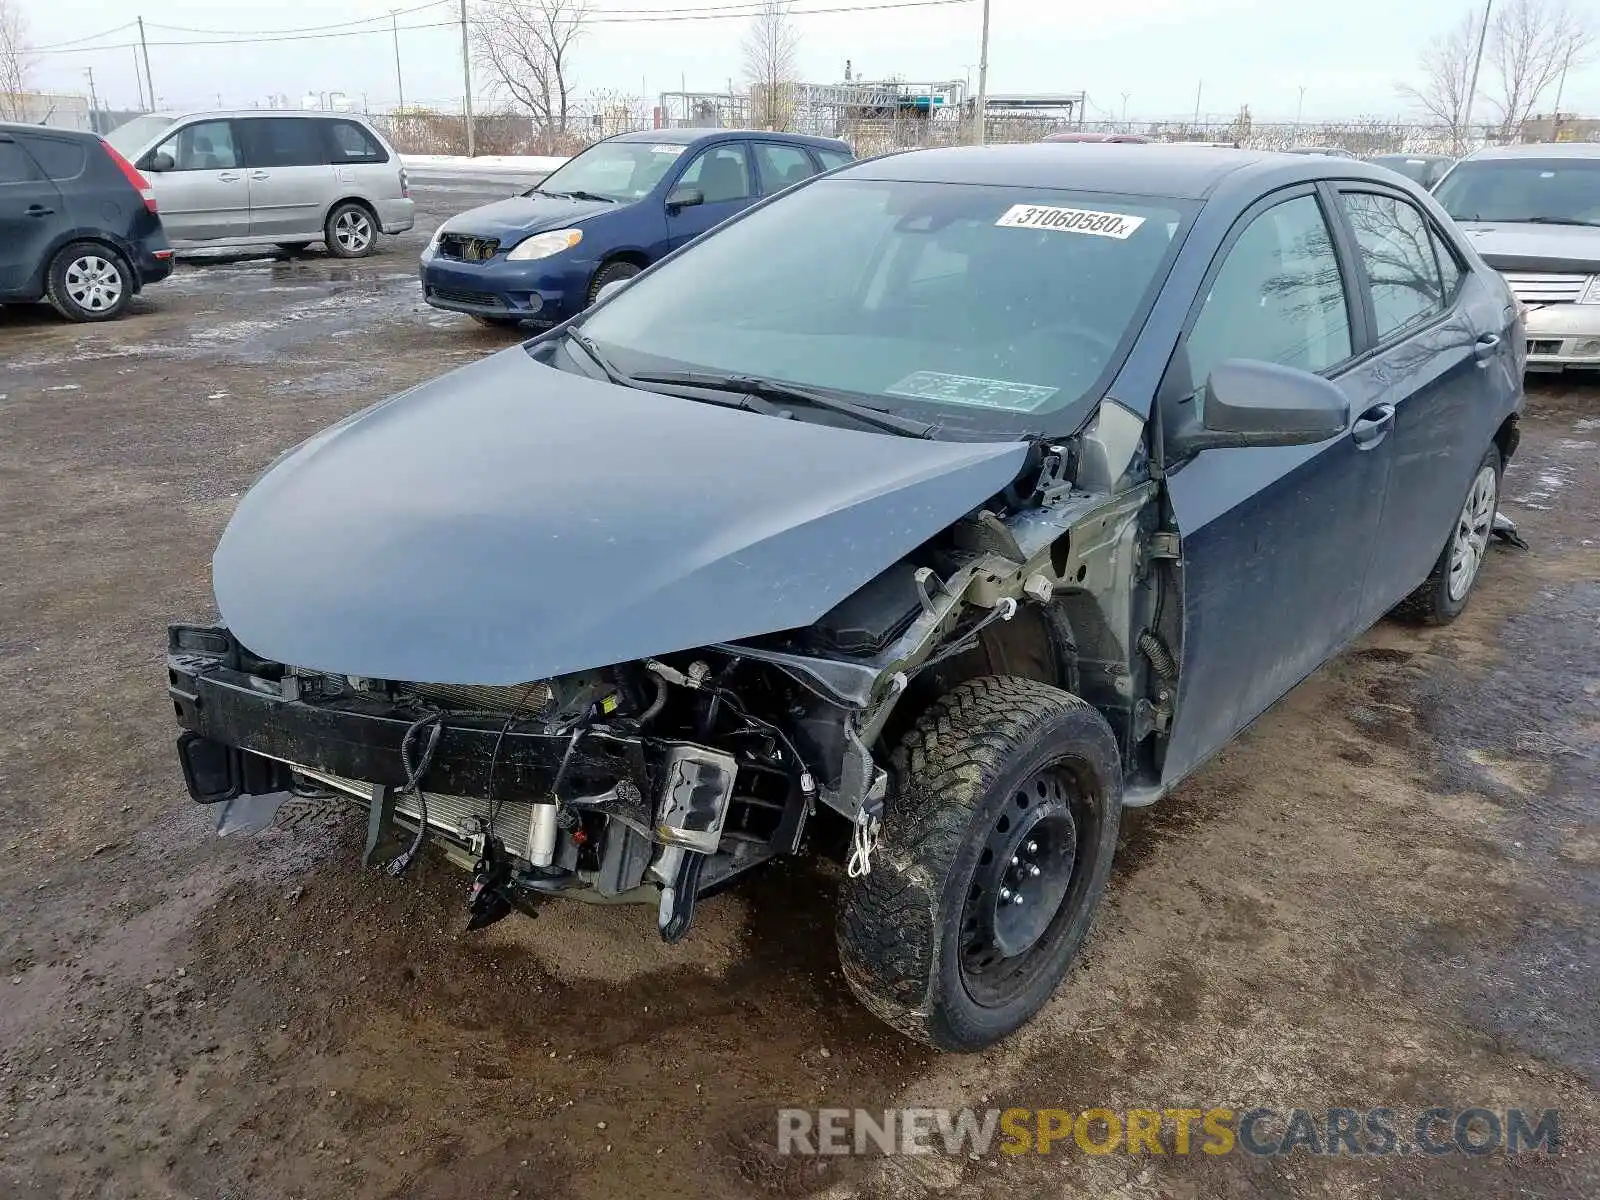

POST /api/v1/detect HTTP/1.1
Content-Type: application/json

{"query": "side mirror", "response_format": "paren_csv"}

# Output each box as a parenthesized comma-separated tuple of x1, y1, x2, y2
(1167, 359, 1349, 457)
(148, 151, 176, 173)
(591, 278, 629, 306)
(666, 185, 704, 212)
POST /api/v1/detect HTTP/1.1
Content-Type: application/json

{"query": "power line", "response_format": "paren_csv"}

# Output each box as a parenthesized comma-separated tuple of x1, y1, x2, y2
(145, 1, 452, 38)
(34, 21, 137, 51)
(34, 0, 973, 58)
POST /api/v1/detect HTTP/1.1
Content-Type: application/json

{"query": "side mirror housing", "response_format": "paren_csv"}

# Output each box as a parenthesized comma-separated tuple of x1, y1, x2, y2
(1168, 359, 1349, 457)
(147, 151, 176, 173)
(665, 185, 704, 212)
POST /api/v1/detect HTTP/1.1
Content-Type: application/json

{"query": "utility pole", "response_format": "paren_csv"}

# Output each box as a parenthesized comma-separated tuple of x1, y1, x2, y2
(1295, 85, 1306, 128)
(971, 0, 990, 145)
(1462, 0, 1493, 149)
(138, 17, 155, 110)
(1120, 91, 1130, 126)
(85, 69, 100, 132)
(391, 11, 406, 112)
(1550, 47, 1572, 137)
(458, 0, 474, 156)
(131, 46, 146, 110)
(1192, 79, 1202, 125)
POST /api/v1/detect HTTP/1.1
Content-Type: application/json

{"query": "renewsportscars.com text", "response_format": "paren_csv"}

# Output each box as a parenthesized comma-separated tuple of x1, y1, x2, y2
(777, 1106, 1561, 1158)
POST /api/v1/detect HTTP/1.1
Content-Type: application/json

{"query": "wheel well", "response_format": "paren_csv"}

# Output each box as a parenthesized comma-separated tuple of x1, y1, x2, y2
(877, 604, 1079, 752)
(46, 237, 134, 292)
(1494, 413, 1520, 467)
(326, 196, 378, 229)
(600, 250, 649, 272)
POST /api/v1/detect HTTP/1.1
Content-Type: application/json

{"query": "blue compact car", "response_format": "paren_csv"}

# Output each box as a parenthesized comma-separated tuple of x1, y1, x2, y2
(420, 127, 853, 326)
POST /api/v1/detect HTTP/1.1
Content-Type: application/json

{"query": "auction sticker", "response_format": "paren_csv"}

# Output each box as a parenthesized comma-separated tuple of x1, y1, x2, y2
(649, 144, 686, 156)
(995, 204, 1145, 239)
(886, 371, 1059, 412)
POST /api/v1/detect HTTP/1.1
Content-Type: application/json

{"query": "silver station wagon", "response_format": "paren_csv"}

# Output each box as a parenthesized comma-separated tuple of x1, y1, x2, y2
(105, 110, 415, 257)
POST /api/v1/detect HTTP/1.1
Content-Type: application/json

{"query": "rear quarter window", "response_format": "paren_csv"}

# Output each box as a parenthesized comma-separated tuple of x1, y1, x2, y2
(325, 120, 388, 164)
(19, 135, 88, 182)
(817, 148, 853, 170)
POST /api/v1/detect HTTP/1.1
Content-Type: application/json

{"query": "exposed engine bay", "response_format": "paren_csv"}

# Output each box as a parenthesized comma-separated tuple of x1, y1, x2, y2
(169, 428, 1178, 941)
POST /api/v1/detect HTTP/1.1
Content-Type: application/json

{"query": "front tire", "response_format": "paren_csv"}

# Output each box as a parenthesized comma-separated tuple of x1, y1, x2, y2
(1393, 444, 1501, 626)
(324, 202, 377, 258)
(587, 258, 642, 305)
(46, 243, 133, 322)
(837, 676, 1122, 1051)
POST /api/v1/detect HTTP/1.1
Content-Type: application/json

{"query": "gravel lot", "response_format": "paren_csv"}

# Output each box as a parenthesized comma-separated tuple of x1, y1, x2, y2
(1, 183, 1597, 1200)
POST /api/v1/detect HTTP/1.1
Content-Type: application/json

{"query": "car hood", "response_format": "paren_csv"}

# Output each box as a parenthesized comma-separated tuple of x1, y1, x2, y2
(442, 193, 621, 243)
(1456, 221, 1600, 275)
(212, 348, 1030, 685)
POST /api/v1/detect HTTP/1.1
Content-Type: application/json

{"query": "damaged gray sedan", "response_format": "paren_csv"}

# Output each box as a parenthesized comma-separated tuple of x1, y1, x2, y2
(168, 145, 1523, 1050)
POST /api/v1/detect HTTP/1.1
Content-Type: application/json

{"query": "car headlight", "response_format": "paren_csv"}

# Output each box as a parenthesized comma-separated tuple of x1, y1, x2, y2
(1580, 275, 1600, 304)
(506, 228, 583, 261)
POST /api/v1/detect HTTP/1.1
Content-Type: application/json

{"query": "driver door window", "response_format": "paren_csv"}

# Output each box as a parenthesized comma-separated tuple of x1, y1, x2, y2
(154, 121, 240, 171)
(675, 144, 752, 204)
(1185, 193, 1353, 388)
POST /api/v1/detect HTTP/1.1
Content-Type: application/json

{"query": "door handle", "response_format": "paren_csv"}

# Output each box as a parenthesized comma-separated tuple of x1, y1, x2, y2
(249, 171, 269, 181)
(1474, 332, 1500, 363)
(1351, 403, 1395, 448)
(218, 172, 241, 182)
(25, 204, 54, 216)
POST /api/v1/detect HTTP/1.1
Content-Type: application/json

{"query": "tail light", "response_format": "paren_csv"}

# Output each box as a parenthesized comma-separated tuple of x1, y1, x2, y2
(100, 137, 157, 214)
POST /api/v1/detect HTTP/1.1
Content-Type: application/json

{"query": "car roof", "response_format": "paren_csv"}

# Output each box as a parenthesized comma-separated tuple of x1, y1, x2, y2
(152, 108, 376, 122)
(610, 127, 848, 149)
(1464, 141, 1600, 161)
(0, 122, 102, 142)
(839, 142, 1406, 201)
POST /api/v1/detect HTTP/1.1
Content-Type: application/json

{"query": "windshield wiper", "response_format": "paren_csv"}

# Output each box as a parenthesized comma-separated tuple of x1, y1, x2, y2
(628, 371, 936, 438)
(562, 335, 786, 417)
(564, 327, 630, 385)
(1520, 216, 1600, 227)
(541, 189, 615, 203)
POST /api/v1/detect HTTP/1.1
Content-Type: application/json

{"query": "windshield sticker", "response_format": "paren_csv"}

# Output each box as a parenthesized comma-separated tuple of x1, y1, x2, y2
(886, 371, 1060, 412)
(649, 144, 686, 156)
(995, 204, 1146, 239)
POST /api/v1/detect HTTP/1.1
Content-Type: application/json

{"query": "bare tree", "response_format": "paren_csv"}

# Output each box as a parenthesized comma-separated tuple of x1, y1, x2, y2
(472, 0, 588, 150)
(1396, 9, 1479, 150)
(743, 0, 800, 131)
(1485, 0, 1594, 139)
(0, 0, 35, 122)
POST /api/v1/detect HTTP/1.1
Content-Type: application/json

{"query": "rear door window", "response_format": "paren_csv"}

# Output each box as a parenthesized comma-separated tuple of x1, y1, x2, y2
(0, 139, 42, 183)
(753, 142, 819, 194)
(1338, 191, 1445, 340)
(324, 120, 388, 164)
(18, 135, 87, 182)
(154, 120, 240, 171)
(240, 118, 328, 168)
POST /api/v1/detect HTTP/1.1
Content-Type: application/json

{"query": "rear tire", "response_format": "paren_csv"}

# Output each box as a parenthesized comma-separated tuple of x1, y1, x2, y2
(324, 202, 377, 258)
(836, 676, 1122, 1051)
(1392, 444, 1501, 626)
(46, 242, 133, 322)
(587, 258, 642, 305)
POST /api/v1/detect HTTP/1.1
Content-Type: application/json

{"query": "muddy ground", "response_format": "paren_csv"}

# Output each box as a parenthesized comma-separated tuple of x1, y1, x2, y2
(1, 185, 1596, 1199)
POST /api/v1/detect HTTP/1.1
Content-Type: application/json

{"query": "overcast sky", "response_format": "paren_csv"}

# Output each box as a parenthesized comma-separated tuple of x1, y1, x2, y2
(24, 0, 1600, 123)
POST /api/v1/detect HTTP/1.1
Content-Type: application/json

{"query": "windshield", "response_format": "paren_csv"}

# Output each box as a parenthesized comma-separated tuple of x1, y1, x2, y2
(535, 139, 688, 201)
(1434, 158, 1600, 225)
(579, 177, 1190, 433)
(105, 114, 177, 157)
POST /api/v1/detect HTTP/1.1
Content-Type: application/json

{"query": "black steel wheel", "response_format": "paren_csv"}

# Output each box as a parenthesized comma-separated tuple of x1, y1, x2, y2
(837, 676, 1122, 1051)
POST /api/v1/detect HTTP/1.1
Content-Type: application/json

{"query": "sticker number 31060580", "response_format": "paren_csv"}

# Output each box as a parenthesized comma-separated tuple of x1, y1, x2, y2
(994, 204, 1146, 239)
